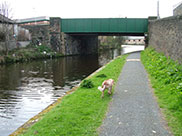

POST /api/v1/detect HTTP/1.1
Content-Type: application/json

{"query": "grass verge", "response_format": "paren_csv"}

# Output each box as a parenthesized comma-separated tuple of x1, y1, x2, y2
(17, 55, 127, 136)
(141, 47, 182, 136)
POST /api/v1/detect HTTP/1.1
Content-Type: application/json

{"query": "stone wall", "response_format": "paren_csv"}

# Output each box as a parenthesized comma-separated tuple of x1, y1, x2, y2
(64, 34, 81, 55)
(49, 17, 63, 53)
(173, 3, 182, 16)
(84, 35, 98, 54)
(63, 35, 98, 55)
(0, 41, 17, 52)
(0, 42, 4, 51)
(148, 15, 182, 63)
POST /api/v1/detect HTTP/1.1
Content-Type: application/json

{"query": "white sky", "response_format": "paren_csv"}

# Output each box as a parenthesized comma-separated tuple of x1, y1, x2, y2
(1, 0, 182, 19)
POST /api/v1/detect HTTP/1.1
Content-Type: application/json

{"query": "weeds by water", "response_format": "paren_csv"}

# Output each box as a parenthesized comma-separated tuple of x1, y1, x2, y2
(80, 79, 94, 88)
(0, 45, 63, 64)
(141, 47, 182, 136)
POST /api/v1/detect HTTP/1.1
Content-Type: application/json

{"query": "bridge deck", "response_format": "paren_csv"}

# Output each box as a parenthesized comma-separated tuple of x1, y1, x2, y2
(60, 18, 148, 35)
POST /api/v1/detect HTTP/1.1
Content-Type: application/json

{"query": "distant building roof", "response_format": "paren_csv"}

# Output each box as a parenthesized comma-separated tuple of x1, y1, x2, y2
(173, 1, 182, 10)
(173, 2, 182, 16)
(0, 14, 14, 24)
(15, 16, 50, 24)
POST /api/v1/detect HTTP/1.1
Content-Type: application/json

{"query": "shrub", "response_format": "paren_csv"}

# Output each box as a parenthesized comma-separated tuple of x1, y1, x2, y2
(80, 79, 94, 88)
(36, 45, 52, 53)
(96, 74, 107, 78)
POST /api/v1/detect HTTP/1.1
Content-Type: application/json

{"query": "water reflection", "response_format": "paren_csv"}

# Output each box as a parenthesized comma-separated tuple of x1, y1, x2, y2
(122, 45, 145, 54)
(99, 48, 121, 66)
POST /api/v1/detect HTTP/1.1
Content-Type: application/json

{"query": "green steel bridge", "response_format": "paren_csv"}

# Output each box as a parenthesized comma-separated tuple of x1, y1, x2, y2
(60, 18, 148, 36)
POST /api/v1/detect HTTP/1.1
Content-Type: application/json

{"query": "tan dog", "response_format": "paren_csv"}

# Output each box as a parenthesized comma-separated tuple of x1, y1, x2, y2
(98, 79, 114, 98)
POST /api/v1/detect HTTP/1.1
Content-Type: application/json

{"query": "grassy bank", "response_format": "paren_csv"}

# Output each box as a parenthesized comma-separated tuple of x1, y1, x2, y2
(17, 55, 127, 136)
(0, 45, 63, 64)
(141, 47, 182, 136)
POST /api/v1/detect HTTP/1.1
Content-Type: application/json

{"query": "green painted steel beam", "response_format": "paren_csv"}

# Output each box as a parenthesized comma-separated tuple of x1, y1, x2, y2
(60, 18, 148, 34)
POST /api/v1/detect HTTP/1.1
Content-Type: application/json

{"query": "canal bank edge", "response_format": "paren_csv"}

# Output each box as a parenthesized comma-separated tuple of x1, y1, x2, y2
(9, 85, 79, 136)
(10, 54, 128, 136)
(0, 45, 64, 65)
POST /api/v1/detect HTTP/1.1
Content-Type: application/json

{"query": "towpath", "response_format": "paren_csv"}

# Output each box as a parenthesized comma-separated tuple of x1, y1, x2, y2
(99, 52, 171, 136)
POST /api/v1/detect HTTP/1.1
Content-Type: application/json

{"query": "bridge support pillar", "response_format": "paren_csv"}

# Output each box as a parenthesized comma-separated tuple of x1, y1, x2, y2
(50, 17, 66, 55)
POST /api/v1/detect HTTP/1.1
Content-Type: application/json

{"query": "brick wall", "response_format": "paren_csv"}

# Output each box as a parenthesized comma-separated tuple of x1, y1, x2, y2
(148, 15, 182, 63)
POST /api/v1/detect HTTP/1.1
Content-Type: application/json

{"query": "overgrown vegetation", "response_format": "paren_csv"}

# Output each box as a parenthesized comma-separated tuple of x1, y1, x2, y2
(18, 55, 127, 136)
(141, 47, 182, 136)
(0, 45, 63, 64)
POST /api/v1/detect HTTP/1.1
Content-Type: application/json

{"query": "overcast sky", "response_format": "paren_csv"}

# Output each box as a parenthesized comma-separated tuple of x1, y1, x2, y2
(1, 0, 182, 19)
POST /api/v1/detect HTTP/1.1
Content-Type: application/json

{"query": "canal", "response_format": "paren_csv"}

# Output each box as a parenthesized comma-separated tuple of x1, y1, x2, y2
(0, 45, 144, 136)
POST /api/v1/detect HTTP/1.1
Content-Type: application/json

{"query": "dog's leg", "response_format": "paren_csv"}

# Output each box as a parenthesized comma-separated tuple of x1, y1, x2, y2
(101, 85, 106, 98)
(108, 86, 112, 95)
(101, 90, 104, 98)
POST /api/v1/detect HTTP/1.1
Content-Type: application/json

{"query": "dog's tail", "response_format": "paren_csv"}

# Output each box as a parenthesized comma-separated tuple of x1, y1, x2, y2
(98, 85, 105, 92)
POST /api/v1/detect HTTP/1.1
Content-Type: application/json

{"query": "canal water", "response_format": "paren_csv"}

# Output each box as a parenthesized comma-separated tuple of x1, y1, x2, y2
(0, 45, 144, 136)
(121, 45, 145, 54)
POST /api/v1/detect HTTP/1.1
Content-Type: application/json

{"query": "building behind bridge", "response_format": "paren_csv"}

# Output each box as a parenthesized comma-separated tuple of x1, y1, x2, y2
(15, 16, 50, 26)
(0, 14, 31, 52)
(173, 2, 182, 16)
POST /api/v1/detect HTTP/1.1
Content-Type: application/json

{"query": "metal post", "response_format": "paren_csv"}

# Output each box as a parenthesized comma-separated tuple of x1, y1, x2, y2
(157, 0, 160, 19)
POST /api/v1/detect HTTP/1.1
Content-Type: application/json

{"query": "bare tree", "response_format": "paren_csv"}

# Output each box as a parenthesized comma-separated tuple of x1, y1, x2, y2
(0, 1, 13, 54)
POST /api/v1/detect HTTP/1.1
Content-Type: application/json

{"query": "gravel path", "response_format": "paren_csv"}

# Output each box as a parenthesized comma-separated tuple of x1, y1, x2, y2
(99, 52, 171, 136)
